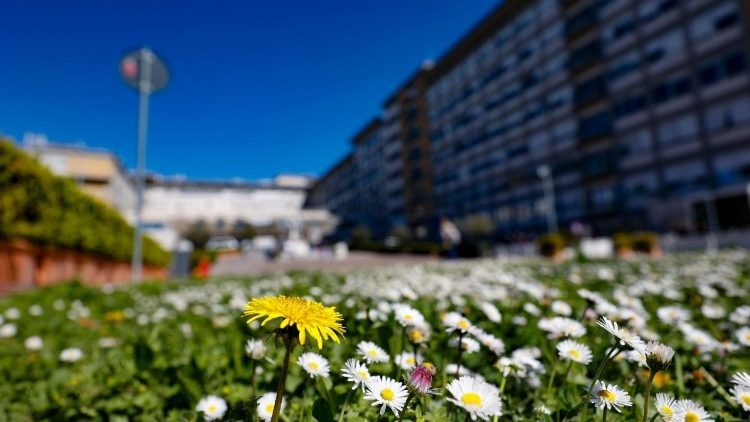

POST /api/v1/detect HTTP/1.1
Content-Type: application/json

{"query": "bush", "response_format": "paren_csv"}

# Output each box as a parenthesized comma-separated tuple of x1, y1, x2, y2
(613, 231, 659, 254)
(632, 231, 659, 253)
(0, 139, 170, 266)
(537, 232, 566, 257)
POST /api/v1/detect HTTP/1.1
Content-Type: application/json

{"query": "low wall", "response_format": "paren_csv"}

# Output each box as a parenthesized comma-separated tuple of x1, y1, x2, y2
(0, 239, 166, 293)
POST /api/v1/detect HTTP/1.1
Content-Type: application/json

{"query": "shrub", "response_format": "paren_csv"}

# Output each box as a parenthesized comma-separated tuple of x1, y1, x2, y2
(0, 139, 170, 266)
(537, 232, 566, 257)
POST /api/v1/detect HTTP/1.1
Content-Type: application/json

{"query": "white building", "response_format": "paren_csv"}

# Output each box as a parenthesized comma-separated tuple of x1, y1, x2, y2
(142, 174, 335, 247)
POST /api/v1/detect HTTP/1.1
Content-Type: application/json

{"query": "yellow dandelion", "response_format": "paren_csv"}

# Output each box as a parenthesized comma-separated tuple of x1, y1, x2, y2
(243, 295, 345, 349)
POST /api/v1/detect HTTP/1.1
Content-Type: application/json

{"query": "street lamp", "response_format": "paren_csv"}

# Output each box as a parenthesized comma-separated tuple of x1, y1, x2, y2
(120, 48, 169, 281)
(537, 165, 558, 234)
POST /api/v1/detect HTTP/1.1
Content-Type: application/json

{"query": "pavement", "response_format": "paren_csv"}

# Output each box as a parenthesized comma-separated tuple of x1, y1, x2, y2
(210, 251, 438, 276)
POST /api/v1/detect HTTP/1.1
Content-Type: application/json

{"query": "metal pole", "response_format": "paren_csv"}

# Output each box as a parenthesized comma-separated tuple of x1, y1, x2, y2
(131, 49, 153, 281)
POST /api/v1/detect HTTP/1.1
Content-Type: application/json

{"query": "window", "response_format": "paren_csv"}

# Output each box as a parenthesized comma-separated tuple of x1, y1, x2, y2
(609, 52, 640, 82)
(704, 96, 750, 133)
(658, 114, 698, 145)
(621, 129, 652, 156)
(664, 160, 706, 194)
(651, 74, 692, 104)
(698, 50, 748, 87)
(605, 13, 636, 43)
(565, 5, 598, 37)
(689, 2, 740, 40)
(579, 111, 613, 141)
(575, 75, 608, 105)
(614, 93, 648, 118)
(640, 0, 678, 24)
(568, 40, 602, 72)
(644, 29, 684, 66)
(592, 185, 615, 207)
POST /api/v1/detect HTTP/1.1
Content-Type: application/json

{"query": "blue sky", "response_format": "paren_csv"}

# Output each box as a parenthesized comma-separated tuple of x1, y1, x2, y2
(1, 1, 496, 180)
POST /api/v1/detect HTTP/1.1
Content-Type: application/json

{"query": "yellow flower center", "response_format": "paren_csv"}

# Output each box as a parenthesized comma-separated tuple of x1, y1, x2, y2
(598, 390, 616, 402)
(568, 349, 581, 359)
(208, 405, 216, 412)
(458, 319, 470, 330)
(357, 370, 369, 379)
(410, 331, 424, 342)
(266, 404, 274, 413)
(660, 406, 673, 416)
(685, 412, 700, 422)
(309, 362, 319, 370)
(380, 388, 395, 401)
(406, 357, 415, 365)
(367, 349, 378, 357)
(741, 394, 750, 406)
(461, 392, 482, 406)
(404, 314, 413, 320)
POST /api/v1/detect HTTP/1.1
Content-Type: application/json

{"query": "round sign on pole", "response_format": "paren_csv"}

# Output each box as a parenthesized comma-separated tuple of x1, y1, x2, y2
(119, 48, 169, 94)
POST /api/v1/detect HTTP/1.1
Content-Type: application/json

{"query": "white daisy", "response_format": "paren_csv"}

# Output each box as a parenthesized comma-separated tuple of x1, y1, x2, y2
(357, 341, 390, 364)
(655, 393, 676, 421)
(551, 300, 572, 316)
(479, 302, 502, 323)
(736, 327, 750, 347)
(445, 375, 503, 420)
(657, 306, 691, 324)
(556, 339, 593, 364)
(297, 352, 330, 378)
(450, 337, 480, 354)
(245, 339, 267, 360)
(256, 392, 284, 422)
(731, 372, 750, 388)
(596, 317, 647, 353)
(395, 352, 422, 370)
(730, 386, 750, 411)
(407, 325, 431, 344)
(393, 304, 426, 328)
(672, 399, 713, 422)
(588, 381, 633, 412)
(0, 323, 17, 338)
(341, 358, 370, 391)
(363, 375, 409, 417)
(59, 347, 83, 362)
(645, 341, 675, 371)
(196, 395, 227, 421)
(24, 336, 43, 352)
(442, 312, 472, 333)
(99, 337, 118, 348)
(538, 317, 586, 339)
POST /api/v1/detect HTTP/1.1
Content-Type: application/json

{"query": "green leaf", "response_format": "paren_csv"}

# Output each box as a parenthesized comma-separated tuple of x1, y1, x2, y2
(312, 398, 333, 422)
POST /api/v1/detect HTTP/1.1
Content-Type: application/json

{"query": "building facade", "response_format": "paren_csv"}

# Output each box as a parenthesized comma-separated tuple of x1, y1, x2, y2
(310, 0, 750, 240)
(22, 134, 136, 222)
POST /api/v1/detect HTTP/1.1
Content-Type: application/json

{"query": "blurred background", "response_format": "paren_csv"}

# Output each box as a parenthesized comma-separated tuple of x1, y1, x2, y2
(3, 0, 750, 287)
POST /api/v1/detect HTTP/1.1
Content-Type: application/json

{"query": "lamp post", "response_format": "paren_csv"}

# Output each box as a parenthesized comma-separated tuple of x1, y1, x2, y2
(537, 165, 558, 234)
(120, 48, 169, 281)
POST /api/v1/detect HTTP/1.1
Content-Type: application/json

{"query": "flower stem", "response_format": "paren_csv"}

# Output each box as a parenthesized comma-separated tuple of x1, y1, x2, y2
(337, 388, 354, 422)
(250, 360, 257, 399)
(455, 331, 465, 378)
(271, 345, 293, 422)
(561, 360, 573, 385)
(546, 361, 559, 397)
(641, 370, 657, 422)
(602, 407, 608, 422)
(580, 345, 618, 422)
(398, 393, 414, 422)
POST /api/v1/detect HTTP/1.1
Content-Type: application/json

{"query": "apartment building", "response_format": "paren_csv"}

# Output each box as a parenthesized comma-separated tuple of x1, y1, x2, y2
(310, 0, 750, 239)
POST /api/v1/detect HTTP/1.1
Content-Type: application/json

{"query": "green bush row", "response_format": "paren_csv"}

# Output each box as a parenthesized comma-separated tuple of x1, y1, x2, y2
(0, 139, 170, 266)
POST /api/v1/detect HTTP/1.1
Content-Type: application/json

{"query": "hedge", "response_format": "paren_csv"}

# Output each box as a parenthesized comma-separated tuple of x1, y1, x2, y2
(0, 139, 170, 266)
